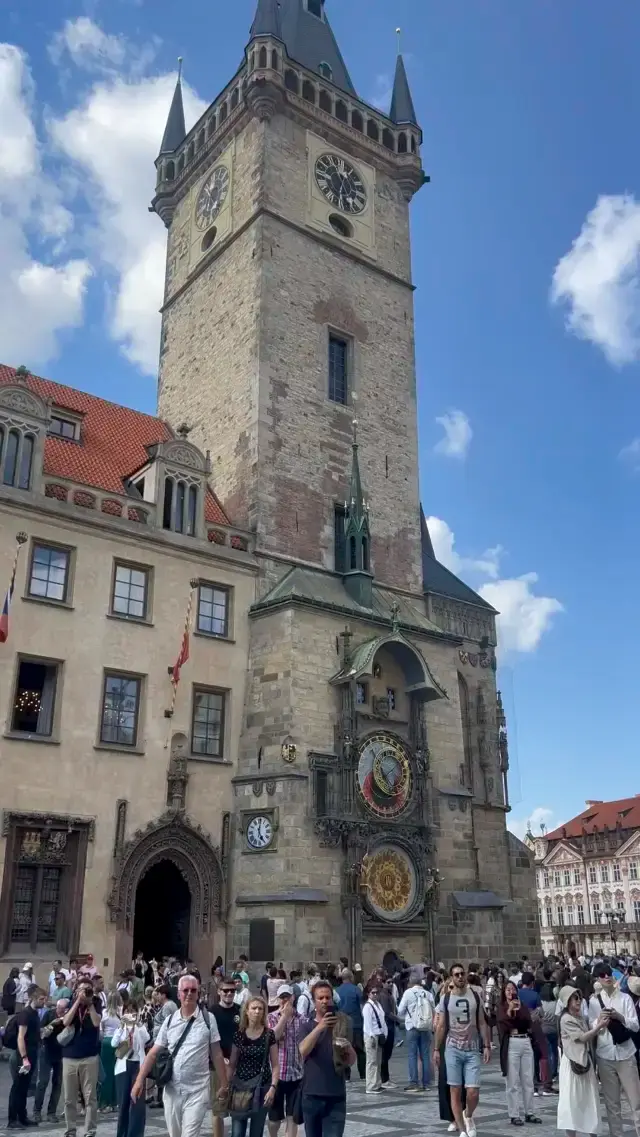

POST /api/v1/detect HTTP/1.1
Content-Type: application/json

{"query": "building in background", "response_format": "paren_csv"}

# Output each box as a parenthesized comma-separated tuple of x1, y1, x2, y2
(531, 796, 640, 955)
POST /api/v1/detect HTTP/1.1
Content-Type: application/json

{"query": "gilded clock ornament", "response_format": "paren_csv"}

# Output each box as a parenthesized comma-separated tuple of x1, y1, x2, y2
(195, 166, 230, 230)
(365, 845, 418, 922)
(357, 732, 412, 817)
(246, 815, 273, 850)
(315, 153, 367, 215)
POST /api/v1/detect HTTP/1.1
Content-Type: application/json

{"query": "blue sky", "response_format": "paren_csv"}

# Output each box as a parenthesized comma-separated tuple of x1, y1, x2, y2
(2, 0, 639, 835)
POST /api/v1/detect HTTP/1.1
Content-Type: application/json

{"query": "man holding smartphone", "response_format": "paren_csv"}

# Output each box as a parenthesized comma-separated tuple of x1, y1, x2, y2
(588, 963, 640, 1137)
(61, 980, 102, 1137)
(298, 982, 356, 1137)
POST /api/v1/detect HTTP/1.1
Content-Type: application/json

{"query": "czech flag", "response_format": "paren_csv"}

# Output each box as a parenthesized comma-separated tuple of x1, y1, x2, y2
(0, 563, 16, 644)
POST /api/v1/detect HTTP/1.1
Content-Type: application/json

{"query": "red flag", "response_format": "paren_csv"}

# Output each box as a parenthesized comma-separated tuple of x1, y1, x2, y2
(172, 629, 190, 686)
(0, 564, 17, 644)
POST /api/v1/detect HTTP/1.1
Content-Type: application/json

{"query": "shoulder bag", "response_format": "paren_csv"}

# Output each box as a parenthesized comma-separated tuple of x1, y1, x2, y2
(598, 995, 633, 1045)
(150, 1011, 196, 1087)
(229, 1033, 270, 1119)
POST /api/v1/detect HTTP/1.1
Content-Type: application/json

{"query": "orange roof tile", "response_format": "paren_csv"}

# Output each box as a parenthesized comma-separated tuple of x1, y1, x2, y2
(545, 795, 640, 841)
(0, 364, 229, 526)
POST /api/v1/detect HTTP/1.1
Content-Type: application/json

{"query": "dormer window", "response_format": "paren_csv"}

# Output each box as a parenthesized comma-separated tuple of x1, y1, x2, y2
(1, 426, 34, 490)
(48, 414, 81, 441)
(306, 0, 323, 18)
(318, 62, 332, 80)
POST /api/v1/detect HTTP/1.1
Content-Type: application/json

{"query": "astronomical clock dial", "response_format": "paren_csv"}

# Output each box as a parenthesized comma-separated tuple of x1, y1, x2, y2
(314, 153, 367, 215)
(357, 732, 412, 818)
(365, 845, 418, 922)
(195, 165, 230, 230)
(246, 815, 273, 850)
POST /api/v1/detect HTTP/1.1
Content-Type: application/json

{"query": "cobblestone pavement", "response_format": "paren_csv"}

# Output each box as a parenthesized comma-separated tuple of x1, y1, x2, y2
(0, 1049, 633, 1137)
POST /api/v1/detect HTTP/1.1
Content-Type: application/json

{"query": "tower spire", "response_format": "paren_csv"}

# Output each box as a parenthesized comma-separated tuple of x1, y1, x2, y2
(251, 0, 282, 37)
(390, 52, 418, 126)
(342, 415, 372, 606)
(159, 59, 186, 155)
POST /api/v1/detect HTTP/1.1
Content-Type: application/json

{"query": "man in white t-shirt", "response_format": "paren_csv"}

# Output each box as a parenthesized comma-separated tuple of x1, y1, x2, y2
(133, 973, 228, 1137)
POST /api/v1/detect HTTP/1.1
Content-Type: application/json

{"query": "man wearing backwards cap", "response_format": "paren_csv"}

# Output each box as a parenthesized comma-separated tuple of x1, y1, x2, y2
(268, 985, 304, 1137)
(588, 962, 640, 1137)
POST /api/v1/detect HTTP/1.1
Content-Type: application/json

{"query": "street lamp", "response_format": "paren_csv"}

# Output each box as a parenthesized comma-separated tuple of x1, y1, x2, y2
(604, 909, 622, 955)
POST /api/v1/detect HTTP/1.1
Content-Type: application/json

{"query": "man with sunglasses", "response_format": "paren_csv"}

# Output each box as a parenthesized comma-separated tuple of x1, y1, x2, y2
(212, 981, 240, 1137)
(588, 962, 640, 1137)
(132, 973, 228, 1137)
(434, 964, 491, 1137)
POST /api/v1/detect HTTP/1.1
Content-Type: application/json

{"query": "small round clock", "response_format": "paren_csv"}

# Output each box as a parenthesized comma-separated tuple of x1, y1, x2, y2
(246, 815, 274, 850)
(195, 165, 230, 230)
(314, 153, 367, 215)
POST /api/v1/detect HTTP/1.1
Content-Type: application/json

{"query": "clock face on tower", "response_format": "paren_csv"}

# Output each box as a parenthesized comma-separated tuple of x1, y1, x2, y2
(357, 732, 413, 818)
(246, 815, 273, 850)
(195, 165, 230, 230)
(314, 153, 367, 215)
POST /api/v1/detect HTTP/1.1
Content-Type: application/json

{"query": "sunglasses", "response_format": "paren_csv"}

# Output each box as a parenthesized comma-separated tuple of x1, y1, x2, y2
(181, 986, 198, 994)
(221, 989, 236, 995)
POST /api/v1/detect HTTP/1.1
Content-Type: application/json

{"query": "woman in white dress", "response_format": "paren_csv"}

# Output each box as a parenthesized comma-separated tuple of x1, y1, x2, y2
(557, 985, 607, 1137)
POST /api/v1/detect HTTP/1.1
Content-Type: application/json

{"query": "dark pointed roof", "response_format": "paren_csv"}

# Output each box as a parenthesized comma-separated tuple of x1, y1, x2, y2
(420, 507, 496, 612)
(390, 53, 418, 125)
(255, 0, 356, 96)
(251, 0, 281, 37)
(160, 74, 186, 155)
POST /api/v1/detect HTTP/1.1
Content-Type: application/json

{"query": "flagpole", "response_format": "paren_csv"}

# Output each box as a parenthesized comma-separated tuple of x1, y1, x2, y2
(0, 532, 28, 645)
(164, 577, 199, 747)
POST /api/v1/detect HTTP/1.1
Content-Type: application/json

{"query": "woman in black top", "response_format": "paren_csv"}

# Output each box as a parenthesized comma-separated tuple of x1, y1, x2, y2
(228, 996, 279, 1137)
(2, 968, 19, 1016)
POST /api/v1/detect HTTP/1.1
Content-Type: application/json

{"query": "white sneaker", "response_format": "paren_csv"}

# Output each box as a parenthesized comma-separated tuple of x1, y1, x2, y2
(448, 1124, 457, 1132)
(382, 1082, 397, 1089)
(464, 1112, 477, 1137)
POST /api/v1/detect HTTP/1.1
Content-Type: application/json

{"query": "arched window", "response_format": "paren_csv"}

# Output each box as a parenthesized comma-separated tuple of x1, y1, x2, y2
(163, 478, 174, 530)
(335, 100, 348, 123)
(175, 481, 186, 533)
(382, 128, 395, 152)
(259, 46, 268, 69)
(196, 129, 205, 151)
(18, 434, 34, 490)
(177, 154, 184, 173)
(206, 115, 216, 139)
(302, 80, 316, 104)
(3, 429, 19, 486)
(187, 485, 198, 536)
(349, 536, 356, 571)
(165, 159, 175, 180)
(284, 69, 299, 94)
(271, 50, 279, 70)
(351, 110, 363, 133)
(319, 90, 332, 114)
(318, 62, 332, 80)
(186, 142, 194, 163)
(458, 673, 473, 788)
(366, 119, 379, 142)
(398, 132, 408, 154)
(249, 51, 256, 72)
(219, 102, 228, 123)
(231, 88, 239, 109)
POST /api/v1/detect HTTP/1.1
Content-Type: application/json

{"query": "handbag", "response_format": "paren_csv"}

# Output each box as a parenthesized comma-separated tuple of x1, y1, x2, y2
(598, 996, 633, 1044)
(229, 1034, 270, 1119)
(569, 1056, 591, 1075)
(150, 1012, 196, 1087)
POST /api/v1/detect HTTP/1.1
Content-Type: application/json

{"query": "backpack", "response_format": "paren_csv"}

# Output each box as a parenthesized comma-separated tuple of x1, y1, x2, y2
(298, 991, 312, 1018)
(412, 990, 434, 1032)
(2, 1016, 19, 1051)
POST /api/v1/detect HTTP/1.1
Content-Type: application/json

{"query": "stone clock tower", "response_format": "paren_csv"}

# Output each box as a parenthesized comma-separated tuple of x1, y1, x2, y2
(153, 0, 538, 968)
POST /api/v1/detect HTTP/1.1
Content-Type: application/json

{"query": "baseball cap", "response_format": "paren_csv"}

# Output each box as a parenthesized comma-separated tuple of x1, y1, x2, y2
(277, 984, 293, 997)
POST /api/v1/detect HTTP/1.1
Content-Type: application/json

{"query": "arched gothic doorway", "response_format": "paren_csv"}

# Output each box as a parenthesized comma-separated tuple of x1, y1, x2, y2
(109, 814, 225, 974)
(133, 860, 191, 961)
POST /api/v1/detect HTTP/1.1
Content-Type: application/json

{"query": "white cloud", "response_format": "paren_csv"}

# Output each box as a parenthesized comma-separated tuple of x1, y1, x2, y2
(369, 73, 392, 112)
(50, 67, 206, 374)
(49, 17, 158, 78)
(551, 194, 640, 365)
(619, 437, 640, 471)
(479, 575, 564, 654)
(509, 806, 557, 841)
(0, 43, 90, 365)
(427, 516, 562, 654)
(434, 409, 472, 460)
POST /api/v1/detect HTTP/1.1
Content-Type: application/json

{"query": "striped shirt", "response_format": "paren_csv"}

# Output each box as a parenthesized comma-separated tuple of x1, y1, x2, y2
(268, 1009, 303, 1082)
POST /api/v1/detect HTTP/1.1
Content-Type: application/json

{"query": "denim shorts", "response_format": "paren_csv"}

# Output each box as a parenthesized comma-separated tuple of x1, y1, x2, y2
(444, 1045, 481, 1087)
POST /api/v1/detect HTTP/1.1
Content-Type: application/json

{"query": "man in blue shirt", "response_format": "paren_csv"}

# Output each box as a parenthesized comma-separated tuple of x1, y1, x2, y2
(336, 970, 365, 1080)
(517, 973, 542, 1012)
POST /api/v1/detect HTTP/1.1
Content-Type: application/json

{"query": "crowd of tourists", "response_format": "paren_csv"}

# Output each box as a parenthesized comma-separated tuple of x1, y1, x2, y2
(2, 947, 640, 1137)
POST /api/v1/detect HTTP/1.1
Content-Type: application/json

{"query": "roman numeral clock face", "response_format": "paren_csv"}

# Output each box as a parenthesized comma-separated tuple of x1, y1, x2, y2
(315, 153, 367, 215)
(195, 165, 230, 230)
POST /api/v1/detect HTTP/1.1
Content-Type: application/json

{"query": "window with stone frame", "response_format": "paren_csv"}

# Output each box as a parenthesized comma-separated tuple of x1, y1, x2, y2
(111, 562, 150, 621)
(601, 864, 610, 883)
(613, 862, 622, 882)
(567, 904, 575, 925)
(100, 672, 142, 747)
(197, 583, 230, 638)
(634, 900, 640, 923)
(577, 903, 585, 924)
(556, 904, 564, 925)
(563, 869, 571, 887)
(543, 870, 550, 888)
(0, 815, 92, 954)
(573, 868, 581, 885)
(588, 864, 598, 883)
(11, 658, 59, 736)
(27, 543, 71, 604)
(554, 871, 561, 887)
(630, 860, 639, 881)
(328, 333, 349, 405)
(191, 687, 226, 758)
(0, 426, 35, 489)
(545, 905, 553, 927)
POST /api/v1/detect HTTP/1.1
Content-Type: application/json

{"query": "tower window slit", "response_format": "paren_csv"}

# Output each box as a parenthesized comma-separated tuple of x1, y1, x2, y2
(175, 481, 186, 533)
(187, 485, 198, 536)
(163, 477, 174, 530)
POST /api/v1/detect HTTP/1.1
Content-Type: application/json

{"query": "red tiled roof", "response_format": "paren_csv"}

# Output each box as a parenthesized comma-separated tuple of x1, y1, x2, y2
(545, 795, 640, 841)
(0, 364, 229, 526)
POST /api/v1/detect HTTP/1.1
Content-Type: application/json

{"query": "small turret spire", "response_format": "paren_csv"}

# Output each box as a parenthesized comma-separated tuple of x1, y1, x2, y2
(159, 60, 186, 155)
(390, 51, 418, 126)
(251, 0, 282, 37)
